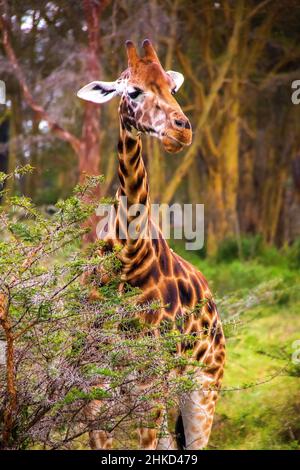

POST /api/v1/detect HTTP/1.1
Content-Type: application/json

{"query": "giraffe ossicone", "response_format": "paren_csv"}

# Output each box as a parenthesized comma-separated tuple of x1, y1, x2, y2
(77, 39, 225, 451)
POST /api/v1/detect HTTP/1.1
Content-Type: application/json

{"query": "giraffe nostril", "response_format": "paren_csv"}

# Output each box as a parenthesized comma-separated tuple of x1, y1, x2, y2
(174, 119, 186, 129)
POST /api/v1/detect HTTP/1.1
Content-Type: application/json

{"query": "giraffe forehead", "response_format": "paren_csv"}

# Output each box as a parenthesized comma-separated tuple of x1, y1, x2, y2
(118, 64, 182, 113)
(125, 62, 173, 93)
(143, 64, 173, 90)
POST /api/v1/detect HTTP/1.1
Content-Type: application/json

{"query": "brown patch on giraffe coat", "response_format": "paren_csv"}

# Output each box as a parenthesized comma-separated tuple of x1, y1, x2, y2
(205, 364, 220, 377)
(215, 350, 226, 364)
(130, 261, 160, 288)
(129, 146, 141, 165)
(189, 273, 203, 301)
(195, 344, 208, 362)
(125, 245, 153, 278)
(129, 169, 145, 192)
(124, 135, 137, 151)
(151, 236, 160, 256)
(138, 287, 160, 306)
(148, 261, 160, 283)
(118, 173, 125, 189)
(159, 247, 172, 276)
(119, 158, 129, 177)
(201, 317, 210, 333)
(177, 278, 194, 307)
(172, 256, 186, 278)
(161, 279, 178, 314)
(214, 330, 224, 346)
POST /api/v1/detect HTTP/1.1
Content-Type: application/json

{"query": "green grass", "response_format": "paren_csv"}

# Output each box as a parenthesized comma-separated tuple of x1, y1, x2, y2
(173, 244, 300, 450)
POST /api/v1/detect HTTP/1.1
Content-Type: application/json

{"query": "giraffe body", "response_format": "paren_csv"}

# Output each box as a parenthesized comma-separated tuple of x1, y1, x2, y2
(78, 40, 225, 450)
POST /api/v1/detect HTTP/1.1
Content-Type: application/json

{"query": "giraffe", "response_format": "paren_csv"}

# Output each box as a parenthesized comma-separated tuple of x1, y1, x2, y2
(77, 39, 225, 450)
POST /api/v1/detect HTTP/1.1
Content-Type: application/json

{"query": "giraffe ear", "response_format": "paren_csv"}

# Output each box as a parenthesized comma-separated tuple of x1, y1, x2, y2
(77, 81, 118, 104)
(166, 71, 184, 92)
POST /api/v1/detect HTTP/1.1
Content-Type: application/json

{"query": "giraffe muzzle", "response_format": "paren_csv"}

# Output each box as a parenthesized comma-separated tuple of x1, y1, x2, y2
(161, 135, 190, 153)
(162, 118, 193, 153)
(173, 117, 191, 130)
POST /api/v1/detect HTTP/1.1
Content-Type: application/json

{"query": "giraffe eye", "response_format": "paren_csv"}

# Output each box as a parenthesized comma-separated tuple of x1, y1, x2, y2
(128, 88, 143, 99)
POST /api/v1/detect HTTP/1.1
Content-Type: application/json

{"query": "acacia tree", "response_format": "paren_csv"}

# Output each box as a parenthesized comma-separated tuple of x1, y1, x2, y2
(0, 167, 204, 449)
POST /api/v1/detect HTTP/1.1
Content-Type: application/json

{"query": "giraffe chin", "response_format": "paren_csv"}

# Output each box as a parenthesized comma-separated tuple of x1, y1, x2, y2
(162, 136, 185, 154)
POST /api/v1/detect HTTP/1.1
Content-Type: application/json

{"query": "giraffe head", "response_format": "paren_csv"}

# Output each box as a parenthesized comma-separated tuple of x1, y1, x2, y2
(77, 39, 192, 153)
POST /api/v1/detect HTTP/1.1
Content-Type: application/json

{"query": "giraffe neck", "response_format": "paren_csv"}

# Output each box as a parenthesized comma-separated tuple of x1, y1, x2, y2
(116, 118, 152, 273)
(117, 121, 150, 208)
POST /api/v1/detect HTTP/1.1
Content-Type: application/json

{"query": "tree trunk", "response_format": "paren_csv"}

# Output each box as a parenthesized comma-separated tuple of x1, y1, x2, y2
(221, 69, 240, 237)
(0, 114, 9, 203)
(206, 168, 228, 257)
(0, 294, 17, 448)
(80, 0, 103, 242)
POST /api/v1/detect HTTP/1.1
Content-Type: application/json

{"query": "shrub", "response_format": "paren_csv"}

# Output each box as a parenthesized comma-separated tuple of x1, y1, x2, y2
(0, 167, 199, 450)
(216, 235, 264, 263)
